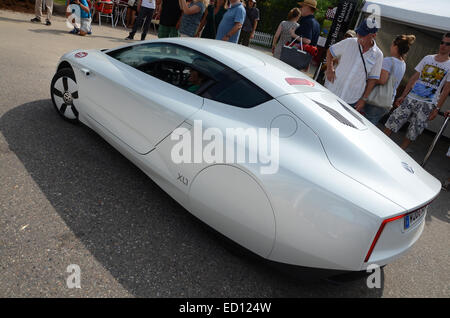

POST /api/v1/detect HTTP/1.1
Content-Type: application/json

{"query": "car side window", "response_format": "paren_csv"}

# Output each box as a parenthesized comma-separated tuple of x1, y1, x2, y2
(107, 42, 272, 106)
(107, 43, 165, 68)
(202, 70, 272, 108)
(107, 43, 226, 94)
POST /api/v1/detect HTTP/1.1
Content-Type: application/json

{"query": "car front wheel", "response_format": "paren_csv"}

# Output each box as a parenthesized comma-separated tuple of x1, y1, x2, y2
(50, 67, 80, 123)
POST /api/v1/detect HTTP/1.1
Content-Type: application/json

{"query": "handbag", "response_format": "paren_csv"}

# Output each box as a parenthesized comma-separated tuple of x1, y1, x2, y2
(366, 57, 397, 109)
(280, 36, 312, 70)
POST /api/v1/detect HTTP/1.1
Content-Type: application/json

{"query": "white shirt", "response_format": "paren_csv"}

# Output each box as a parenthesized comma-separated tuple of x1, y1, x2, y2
(325, 38, 384, 104)
(409, 55, 450, 105)
(382, 57, 406, 103)
(141, 0, 155, 9)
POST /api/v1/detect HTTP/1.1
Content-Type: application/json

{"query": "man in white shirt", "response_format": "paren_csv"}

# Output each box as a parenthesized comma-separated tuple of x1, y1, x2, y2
(126, 0, 156, 40)
(324, 18, 383, 109)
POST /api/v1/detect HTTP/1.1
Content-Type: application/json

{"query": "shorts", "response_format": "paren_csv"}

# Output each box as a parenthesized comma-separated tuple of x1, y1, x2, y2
(385, 95, 434, 141)
(80, 17, 91, 33)
(158, 25, 179, 38)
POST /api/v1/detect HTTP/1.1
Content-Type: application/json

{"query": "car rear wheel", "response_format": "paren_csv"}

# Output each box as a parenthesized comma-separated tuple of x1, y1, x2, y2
(51, 68, 80, 124)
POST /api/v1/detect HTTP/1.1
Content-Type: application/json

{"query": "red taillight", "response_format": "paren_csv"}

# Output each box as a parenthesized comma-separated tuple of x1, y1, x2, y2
(364, 203, 431, 262)
(364, 214, 406, 263)
(285, 78, 315, 87)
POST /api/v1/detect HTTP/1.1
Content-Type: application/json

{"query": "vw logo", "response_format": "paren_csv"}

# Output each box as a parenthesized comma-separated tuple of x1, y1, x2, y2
(63, 91, 72, 104)
(402, 162, 414, 174)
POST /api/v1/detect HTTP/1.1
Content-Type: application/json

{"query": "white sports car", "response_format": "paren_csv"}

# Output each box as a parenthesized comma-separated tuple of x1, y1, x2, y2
(51, 38, 440, 273)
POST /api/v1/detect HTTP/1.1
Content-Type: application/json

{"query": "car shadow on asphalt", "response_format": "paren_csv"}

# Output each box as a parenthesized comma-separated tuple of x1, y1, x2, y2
(28, 27, 130, 43)
(0, 16, 36, 24)
(0, 100, 385, 297)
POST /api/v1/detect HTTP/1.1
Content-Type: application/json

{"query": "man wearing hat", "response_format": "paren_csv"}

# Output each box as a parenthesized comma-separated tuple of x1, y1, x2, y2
(344, 29, 356, 39)
(290, 0, 320, 46)
(324, 18, 384, 109)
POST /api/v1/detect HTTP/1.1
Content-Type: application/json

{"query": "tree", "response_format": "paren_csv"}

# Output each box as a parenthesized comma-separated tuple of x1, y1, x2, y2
(0, 0, 36, 11)
(257, 0, 341, 34)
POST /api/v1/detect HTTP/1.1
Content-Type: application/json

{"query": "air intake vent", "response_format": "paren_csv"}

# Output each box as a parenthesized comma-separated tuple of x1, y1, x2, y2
(314, 101, 357, 128)
(338, 100, 366, 125)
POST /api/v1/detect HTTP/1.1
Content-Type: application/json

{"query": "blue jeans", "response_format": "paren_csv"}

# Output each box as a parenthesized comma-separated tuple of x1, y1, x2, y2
(129, 7, 154, 40)
(349, 102, 389, 125)
(363, 103, 390, 125)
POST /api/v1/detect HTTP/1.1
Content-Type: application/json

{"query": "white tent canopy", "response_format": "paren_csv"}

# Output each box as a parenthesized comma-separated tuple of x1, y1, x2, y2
(362, 0, 450, 32)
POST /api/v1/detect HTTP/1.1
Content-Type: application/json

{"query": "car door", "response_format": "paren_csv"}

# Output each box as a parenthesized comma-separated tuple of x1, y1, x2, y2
(78, 43, 216, 154)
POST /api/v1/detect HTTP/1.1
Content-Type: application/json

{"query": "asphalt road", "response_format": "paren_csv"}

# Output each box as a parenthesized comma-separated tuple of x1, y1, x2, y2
(0, 10, 449, 298)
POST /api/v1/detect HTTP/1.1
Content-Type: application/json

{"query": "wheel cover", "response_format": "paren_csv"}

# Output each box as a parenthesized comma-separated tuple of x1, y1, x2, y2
(53, 76, 79, 120)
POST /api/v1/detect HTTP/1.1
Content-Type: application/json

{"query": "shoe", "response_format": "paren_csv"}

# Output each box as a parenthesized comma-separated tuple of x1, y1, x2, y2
(69, 28, 79, 34)
(45, 19, 51, 26)
(442, 180, 450, 191)
(125, 35, 134, 40)
(30, 17, 41, 23)
(87, 31, 92, 35)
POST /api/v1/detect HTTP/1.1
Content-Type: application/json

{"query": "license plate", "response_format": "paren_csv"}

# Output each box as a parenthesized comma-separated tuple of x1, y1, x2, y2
(404, 207, 426, 230)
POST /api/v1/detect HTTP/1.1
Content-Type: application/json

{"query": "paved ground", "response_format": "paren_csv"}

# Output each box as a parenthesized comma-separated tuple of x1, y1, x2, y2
(0, 10, 449, 298)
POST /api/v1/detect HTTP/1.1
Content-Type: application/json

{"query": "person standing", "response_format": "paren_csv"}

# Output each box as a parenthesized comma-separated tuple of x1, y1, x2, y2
(125, 0, 156, 41)
(195, 0, 227, 39)
(156, 0, 182, 38)
(361, 35, 415, 125)
(272, 8, 300, 59)
(289, 0, 320, 47)
(178, 0, 208, 37)
(384, 33, 450, 150)
(126, 0, 138, 29)
(238, 0, 259, 46)
(31, 0, 53, 25)
(215, 0, 246, 43)
(324, 18, 384, 108)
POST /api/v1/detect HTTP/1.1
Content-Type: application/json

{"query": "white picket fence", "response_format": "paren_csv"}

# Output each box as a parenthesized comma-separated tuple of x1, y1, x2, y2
(250, 31, 274, 48)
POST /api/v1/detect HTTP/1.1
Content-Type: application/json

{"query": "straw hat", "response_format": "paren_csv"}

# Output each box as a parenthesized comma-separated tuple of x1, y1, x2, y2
(298, 0, 317, 10)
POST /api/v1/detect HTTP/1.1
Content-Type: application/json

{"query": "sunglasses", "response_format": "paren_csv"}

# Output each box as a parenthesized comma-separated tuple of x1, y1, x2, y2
(441, 41, 450, 46)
